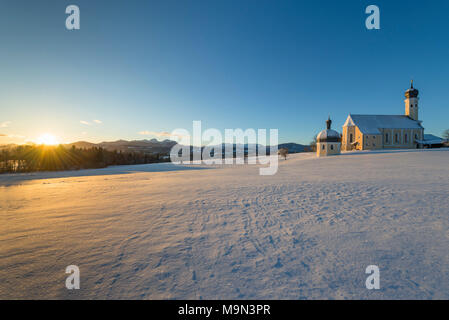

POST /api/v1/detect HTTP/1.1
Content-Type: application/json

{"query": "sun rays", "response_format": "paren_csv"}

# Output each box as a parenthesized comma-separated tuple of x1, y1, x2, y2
(36, 133, 60, 146)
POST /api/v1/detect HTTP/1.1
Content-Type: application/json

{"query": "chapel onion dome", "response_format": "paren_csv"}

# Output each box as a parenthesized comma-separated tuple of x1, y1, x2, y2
(405, 80, 419, 98)
(317, 117, 341, 142)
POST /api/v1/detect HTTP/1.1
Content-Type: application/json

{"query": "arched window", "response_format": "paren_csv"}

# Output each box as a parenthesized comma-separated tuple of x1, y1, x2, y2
(331, 145, 334, 150)
(349, 133, 353, 143)
(322, 144, 325, 150)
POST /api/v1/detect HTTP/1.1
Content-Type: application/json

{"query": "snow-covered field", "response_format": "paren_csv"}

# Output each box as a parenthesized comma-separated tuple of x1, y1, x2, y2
(1, 149, 449, 299)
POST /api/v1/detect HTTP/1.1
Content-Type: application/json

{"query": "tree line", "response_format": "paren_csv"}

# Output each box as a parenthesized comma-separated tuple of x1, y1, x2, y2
(0, 145, 169, 174)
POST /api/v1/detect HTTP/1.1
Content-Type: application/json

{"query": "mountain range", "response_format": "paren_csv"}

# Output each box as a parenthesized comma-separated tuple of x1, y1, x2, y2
(1, 139, 309, 154)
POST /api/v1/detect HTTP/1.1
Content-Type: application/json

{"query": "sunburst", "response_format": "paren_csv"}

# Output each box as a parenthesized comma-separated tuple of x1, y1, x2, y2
(36, 133, 60, 145)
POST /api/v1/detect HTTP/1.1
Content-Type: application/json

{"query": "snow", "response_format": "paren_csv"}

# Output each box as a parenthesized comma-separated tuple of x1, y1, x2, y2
(416, 134, 448, 145)
(1, 149, 449, 299)
(344, 115, 423, 134)
(317, 129, 340, 140)
(343, 115, 355, 127)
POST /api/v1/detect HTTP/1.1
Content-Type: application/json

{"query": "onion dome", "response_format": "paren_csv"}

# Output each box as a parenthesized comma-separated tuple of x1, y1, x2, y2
(317, 116, 341, 142)
(405, 80, 419, 98)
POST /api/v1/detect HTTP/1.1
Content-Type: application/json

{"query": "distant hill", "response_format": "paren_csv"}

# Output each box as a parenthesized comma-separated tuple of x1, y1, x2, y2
(0, 143, 18, 151)
(64, 139, 177, 154)
(65, 141, 97, 149)
(278, 143, 309, 153)
(2, 139, 309, 154)
(197, 142, 310, 156)
(98, 139, 176, 154)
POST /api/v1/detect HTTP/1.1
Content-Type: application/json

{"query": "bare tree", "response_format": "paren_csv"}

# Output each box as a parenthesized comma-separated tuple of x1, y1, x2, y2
(443, 129, 449, 140)
(278, 148, 288, 160)
(309, 135, 317, 152)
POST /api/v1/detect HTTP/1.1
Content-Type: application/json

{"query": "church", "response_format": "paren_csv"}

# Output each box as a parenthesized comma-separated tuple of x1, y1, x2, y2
(341, 81, 425, 151)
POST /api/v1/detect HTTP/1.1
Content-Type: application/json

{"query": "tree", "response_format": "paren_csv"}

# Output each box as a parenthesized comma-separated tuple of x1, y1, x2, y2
(278, 148, 288, 160)
(0, 144, 168, 174)
(309, 135, 317, 152)
(443, 129, 449, 140)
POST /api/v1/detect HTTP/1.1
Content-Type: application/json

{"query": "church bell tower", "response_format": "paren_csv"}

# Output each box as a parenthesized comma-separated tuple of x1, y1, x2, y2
(405, 80, 419, 121)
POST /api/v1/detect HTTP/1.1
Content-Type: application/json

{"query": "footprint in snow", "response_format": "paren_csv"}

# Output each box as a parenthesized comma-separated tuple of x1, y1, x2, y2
(274, 258, 283, 268)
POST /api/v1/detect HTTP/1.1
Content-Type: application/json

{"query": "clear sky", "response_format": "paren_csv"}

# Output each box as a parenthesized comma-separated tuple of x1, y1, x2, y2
(1, 0, 448, 145)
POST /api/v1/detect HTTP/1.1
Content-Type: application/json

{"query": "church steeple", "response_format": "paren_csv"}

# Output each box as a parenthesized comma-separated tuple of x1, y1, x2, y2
(326, 116, 332, 130)
(405, 80, 419, 120)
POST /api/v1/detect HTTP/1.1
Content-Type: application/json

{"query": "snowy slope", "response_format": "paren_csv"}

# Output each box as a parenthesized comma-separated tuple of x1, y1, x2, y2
(1, 149, 449, 299)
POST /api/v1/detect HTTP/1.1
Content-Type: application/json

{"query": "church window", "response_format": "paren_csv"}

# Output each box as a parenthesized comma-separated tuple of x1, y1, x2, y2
(349, 134, 353, 143)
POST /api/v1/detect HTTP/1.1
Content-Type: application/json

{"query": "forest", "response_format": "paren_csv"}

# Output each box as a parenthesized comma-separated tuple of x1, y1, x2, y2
(0, 145, 169, 174)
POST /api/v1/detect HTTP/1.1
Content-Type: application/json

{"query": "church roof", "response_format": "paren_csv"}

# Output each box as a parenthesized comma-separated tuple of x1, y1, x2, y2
(415, 134, 447, 145)
(317, 129, 341, 142)
(317, 116, 341, 142)
(343, 114, 424, 134)
(405, 80, 419, 98)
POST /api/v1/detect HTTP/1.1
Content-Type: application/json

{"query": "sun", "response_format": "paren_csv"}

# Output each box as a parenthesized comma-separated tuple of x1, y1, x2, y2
(36, 133, 60, 145)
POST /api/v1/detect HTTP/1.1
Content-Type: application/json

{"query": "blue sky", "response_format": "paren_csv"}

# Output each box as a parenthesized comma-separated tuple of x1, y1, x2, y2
(1, 0, 448, 145)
